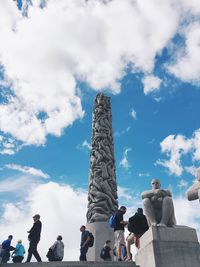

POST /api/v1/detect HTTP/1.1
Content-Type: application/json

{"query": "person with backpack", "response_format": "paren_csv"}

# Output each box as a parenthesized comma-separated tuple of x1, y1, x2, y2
(126, 208, 149, 260)
(79, 225, 92, 261)
(0, 235, 15, 263)
(48, 235, 64, 261)
(12, 240, 25, 263)
(113, 206, 128, 261)
(100, 240, 112, 261)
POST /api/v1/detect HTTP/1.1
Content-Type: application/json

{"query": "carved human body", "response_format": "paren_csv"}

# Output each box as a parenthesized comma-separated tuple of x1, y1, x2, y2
(186, 169, 200, 201)
(142, 179, 176, 227)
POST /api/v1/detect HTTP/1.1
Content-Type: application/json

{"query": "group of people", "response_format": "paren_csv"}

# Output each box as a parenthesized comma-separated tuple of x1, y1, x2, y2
(0, 214, 64, 264)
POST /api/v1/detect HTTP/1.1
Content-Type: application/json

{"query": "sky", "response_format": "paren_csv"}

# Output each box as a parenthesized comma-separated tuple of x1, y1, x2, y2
(0, 0, 200, 261)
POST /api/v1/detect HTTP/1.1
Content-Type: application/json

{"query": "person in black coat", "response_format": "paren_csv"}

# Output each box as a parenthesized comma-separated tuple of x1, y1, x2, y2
(26, 214, 42, 262)
(126, 208, 149, 260)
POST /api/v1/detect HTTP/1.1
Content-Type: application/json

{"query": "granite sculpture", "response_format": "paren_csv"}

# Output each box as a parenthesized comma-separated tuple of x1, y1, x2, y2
(141, 179, 176, 227)
(186, 168, 200, 201)
(86, 93, 118, 223)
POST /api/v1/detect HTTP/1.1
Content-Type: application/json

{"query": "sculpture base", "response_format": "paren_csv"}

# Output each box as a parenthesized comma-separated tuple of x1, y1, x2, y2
(86, 221, 115, 261)
(135, 225, 200, 267)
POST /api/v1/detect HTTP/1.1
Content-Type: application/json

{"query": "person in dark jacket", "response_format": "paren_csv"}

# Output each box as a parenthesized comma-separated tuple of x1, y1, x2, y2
(79, 225, 90, 261)
(26, 214, 42, 262)
(0, 235, 15, 263)
(126, 208, 149, 259)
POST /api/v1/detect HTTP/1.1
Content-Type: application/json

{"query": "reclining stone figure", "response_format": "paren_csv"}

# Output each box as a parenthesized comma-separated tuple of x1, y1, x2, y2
(186, 168, 200, 201)
(141, 179, 176, 227)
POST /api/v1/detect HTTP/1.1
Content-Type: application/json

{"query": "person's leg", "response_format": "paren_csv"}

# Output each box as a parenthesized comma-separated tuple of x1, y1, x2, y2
(79, 246, 88, 261)
(32, 241, 42, 262)
(116, 230, 125, 261)
(126, 233, 134, 260)
(159, 196, 175, 227)
(26, 242, 33, 262)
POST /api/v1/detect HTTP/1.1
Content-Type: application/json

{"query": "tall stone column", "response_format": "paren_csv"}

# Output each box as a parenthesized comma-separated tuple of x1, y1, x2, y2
(86, 93, 118, 261)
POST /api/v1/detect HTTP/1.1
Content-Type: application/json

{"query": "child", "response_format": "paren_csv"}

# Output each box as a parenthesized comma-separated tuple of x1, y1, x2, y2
(100, 240, 112, 261)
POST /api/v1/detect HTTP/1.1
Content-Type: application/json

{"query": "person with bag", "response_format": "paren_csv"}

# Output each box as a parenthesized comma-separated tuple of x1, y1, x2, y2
(79, 225, 91, 261)
(47, 235, 64, 261)
(12, 240, 25, 263)
(100, 240, 112, 261)
(0, 235, 15, 264)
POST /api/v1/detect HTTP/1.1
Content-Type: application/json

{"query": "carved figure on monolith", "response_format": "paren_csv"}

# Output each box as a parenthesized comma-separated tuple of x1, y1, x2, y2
(186, 168, 200, 201)
(141, 179, 176, 227)
(86, 93, 118, 223)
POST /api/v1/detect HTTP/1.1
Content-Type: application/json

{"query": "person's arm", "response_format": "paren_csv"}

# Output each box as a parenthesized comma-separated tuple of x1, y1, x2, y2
(141, 190, 155, 199)
(50, 241, 57, 251)
(82, 232, 90, 248)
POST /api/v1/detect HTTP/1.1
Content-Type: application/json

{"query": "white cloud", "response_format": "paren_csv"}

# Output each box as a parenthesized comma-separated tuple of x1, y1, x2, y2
(5, 163, 50, 179)
(142, 75, 162, 95)
(130, 108, 137, 120)
(114, 126, 131, 137)
(157, 134, 192, 176)
(82, 140, 91, 150)
(167, 22, 200, 84)
(0, 181, 88, 261)
(0, 0, 184, 152)
(178, 179, 188, 188)
(157, 129, 200, 176)
(119, 147, 132, 170)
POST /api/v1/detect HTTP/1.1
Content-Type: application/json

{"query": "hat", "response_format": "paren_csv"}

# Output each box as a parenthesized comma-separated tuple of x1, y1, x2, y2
(33, 214, 40, 219)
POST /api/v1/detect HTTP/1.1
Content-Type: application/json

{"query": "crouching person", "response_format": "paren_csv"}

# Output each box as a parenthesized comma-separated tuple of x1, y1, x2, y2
(12, 240, 25, 263)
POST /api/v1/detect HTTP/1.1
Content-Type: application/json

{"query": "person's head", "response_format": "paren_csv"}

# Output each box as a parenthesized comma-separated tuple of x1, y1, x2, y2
(137, 208, 143, 214)
(8, 235, 13, 240)
(57, 235, 62, 241)
(33, 214, 40, 222)
(80, 225, 86, 232)
(119, 206, 127, 214)
(151, 179, 161, 190)
(196, 168, 200, 181)
(17, 240, 22, 244)
(105, 240, 111, 247)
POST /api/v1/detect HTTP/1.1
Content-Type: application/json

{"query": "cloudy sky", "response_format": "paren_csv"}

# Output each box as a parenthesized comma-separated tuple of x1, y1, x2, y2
(1, 0, 200, 261)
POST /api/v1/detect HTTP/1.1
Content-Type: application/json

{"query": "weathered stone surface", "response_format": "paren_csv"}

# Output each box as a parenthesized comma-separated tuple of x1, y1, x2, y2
(135, 225, 200, 267)
(86, 221, 115, 261)
(87, 93, 118, 223)
(141, 179, 176, 227)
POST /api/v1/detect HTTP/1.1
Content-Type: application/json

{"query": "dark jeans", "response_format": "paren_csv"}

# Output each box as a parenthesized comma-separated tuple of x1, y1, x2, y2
(26, 240, 42, 262)
(79, 246, 88, 261)
(0, 249, 10, 263)
(13, 256, 24, 263)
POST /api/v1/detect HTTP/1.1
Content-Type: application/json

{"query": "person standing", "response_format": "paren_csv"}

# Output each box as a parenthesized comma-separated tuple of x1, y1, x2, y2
(79, 225, 90, 261)
(12, 240, 25, 263)
(0, 235, 15, 263)
(50, 235, 64, 261)
(26, 214, 42, 262)
(114, 206, 128, 261)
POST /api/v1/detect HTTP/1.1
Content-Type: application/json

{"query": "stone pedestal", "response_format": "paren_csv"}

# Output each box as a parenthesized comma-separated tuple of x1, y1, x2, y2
(135, 225, 200, 267)
(86, 221, 114, 261)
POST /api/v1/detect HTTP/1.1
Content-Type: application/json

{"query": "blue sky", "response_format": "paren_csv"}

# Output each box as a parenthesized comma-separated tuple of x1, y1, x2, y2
(0, 0, 200, 261)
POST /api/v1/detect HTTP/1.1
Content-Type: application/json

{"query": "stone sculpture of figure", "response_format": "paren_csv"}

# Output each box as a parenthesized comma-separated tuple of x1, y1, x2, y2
(87, 93, 118, 223)
(141, 179, 176, 227)
(186, 168, 200, 201)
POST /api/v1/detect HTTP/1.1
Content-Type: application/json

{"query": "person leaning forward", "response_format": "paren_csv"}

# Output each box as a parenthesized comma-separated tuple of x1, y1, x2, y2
(26, 214, 42, 262)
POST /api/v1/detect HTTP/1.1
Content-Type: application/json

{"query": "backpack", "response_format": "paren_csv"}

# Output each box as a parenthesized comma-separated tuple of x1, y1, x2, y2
(100, 247, 106, 259)
(46, 248, 55, 261)
(88, 232, 94, 247)
(128, 217, 135, 233)
(108, 213, 117, 228)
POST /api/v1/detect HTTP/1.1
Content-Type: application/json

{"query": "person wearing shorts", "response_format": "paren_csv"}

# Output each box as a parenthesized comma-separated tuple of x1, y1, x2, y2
(113, 206, 128, 261)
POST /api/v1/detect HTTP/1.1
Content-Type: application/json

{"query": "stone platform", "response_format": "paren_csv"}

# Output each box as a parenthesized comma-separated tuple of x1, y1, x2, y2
(135, 225, 200, 267)
(86, 221, 115, 261)
(0, 261, 139, 267)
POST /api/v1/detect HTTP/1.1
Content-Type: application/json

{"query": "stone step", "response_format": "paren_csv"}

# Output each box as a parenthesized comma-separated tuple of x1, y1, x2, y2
(1, 261, 139, 267)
